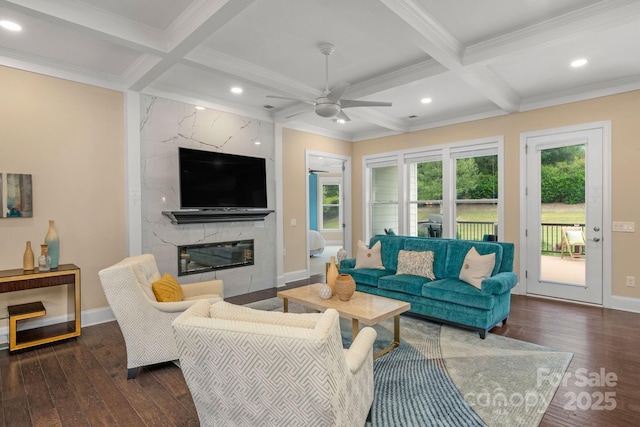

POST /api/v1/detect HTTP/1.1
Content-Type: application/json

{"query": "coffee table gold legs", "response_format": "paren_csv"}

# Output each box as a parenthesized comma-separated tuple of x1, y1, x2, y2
(282, 298, 289, 313)
(352, 315, 401, 360)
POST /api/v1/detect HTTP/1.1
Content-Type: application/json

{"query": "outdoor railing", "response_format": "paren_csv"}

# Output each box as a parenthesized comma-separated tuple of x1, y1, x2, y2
(450, 221, 586, 254)
(455, 221, 497, 241)
(540, 222, 585, 254)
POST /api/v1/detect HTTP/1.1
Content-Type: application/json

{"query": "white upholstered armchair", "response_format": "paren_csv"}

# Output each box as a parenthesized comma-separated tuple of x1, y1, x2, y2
(172, 301, 376, 427)
(98, 254, 223, 379)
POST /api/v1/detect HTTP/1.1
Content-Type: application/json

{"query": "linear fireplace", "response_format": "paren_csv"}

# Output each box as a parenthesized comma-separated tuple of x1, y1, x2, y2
(178, 239, 254, 276)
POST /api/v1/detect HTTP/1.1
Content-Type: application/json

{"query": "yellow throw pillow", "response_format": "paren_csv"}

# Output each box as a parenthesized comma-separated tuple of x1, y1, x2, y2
(459, 247, 495, 289)
(152, 273, 184, 302)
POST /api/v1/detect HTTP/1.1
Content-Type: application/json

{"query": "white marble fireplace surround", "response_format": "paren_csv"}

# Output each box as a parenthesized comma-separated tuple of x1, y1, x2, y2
(140, 94, 276, 298)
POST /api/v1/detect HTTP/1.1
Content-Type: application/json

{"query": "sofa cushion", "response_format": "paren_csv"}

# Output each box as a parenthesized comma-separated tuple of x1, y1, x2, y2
(355, 240, 384, 269)
(459, 247, 496, 289)
(444, 240, 503, 279)
(403, 237, 449, 279)
(369, 235, 407, 271)
(378, 274, 431, 297)
(340, 267, 393, 287)
(421, 278, 495, 310)
(396, 250, 436, 280)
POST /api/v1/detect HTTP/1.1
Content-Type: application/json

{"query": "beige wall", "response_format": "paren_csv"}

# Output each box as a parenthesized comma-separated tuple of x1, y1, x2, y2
(349, 90, 640, 299)
(282, 129, 351, 274)
(0, 66, 126, 318)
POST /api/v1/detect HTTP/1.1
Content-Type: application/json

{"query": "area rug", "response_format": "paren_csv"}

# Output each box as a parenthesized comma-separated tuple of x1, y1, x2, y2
(246, 298, 573, 427)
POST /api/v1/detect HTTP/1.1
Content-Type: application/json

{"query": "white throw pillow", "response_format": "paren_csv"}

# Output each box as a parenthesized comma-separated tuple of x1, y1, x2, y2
(396, 250, 436, 280)
(459, 247, 495, 289)
(355, 240, 385, 269)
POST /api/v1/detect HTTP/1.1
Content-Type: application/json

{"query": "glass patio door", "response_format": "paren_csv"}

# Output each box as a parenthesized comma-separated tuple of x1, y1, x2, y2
(524, 127, 604, 304)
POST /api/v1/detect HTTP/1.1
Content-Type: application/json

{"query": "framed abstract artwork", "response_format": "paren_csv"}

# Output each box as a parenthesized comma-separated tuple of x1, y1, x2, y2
(1, 173, 33, 218)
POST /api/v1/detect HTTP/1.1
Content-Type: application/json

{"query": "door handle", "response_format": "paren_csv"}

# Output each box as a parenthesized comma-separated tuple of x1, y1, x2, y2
(591, 237, 601, 242)
(593, 226, 600, 232)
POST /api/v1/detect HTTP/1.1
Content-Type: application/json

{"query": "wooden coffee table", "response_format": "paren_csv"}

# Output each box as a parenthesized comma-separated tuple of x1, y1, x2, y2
(277, 283, 410, 359)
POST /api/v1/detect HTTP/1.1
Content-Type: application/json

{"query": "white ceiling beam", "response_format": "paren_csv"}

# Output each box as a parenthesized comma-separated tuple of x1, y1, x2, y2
(345, 108, 410, 133)
(3, 0, 167, 53)
(464, 0, 640, 67)
(344, 59, 447, 99)
(185, 47, 320, 101)
(380, 0, 521, 113)
(128, 0, 257, 92)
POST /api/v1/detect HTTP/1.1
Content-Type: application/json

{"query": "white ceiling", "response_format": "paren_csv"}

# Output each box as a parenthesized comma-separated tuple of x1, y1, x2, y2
(2, 0, 639, 142)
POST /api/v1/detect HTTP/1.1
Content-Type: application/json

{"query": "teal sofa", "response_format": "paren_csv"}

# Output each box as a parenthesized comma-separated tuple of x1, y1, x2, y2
(339, 235, 518, 338)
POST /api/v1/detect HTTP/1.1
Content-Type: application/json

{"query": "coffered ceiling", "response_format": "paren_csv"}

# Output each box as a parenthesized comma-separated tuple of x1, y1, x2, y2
(1, 0, 639, 141)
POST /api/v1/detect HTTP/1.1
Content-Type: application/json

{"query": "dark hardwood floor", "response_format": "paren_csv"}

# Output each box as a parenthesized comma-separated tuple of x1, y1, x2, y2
(2, 276, 639, 426)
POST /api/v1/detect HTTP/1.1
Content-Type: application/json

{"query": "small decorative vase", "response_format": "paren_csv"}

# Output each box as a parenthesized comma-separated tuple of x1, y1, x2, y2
(319, 283, 333, 300)
(38, 244, 51, 272)
(23, 241, 35, 271)
(335, 274, 356, 301)
(336, 247, 347, 262)
(45, 220, 60, 269)
(326, 256, 339, 296)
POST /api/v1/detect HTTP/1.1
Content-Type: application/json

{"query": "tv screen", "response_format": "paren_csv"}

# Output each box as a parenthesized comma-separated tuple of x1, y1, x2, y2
(179, 147, 268, 210)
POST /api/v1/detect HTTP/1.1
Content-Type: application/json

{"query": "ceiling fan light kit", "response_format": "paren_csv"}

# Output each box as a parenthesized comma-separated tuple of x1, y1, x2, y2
(267, 43, 392, 121)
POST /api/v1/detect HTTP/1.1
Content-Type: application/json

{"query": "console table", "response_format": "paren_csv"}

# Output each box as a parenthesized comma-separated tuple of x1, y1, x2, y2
(0, 264, 81, 351)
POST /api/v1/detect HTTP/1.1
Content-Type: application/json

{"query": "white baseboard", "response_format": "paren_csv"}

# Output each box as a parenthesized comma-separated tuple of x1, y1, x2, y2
(284, 269, 308, 284)
(610, 295, 640, 313)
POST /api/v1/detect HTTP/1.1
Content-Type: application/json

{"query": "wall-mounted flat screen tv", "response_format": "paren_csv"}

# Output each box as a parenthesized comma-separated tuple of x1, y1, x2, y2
(179, 147, 268, 210)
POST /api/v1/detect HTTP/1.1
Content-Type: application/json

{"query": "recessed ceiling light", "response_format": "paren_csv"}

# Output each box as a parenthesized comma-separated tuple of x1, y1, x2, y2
(421, 97, 432, 104)
(230, 87, 243, 94)
(254, 141, 261, 145)
(0, 20, 22, 32)
(571, 58, 588, 68)
(195, 106, 205, 110)
(336, 119, 346, 124)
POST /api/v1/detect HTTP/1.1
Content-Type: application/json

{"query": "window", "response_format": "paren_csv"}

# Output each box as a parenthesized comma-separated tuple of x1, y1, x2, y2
(319, 178, 341, 230)
(368, 163, 398, 235)
(406, 156, 442, 237)
(454, 154, 498, 241)
(364, 138, 503, 242)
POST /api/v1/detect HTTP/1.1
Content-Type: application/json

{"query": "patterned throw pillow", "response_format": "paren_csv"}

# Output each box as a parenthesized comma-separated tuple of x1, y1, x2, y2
(459, 247, 496, 289)
(354, 240, 385, 269)
(152, 273, 184, 302)
(396, 250, 436, 280)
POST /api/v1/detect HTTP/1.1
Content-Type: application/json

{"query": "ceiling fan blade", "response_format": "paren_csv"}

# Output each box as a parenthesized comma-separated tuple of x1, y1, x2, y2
(340, 100, 392, 109)
(266, 95, 315, 105)
(309, 169, 329, 174)
(336, 110, 351, 122)
(326, 82, 350, 102)
(286, 110, 313, 119)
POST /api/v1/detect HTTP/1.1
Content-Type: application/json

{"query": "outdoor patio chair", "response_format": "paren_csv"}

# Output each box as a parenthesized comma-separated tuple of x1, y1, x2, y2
(560, 226, 586, 260)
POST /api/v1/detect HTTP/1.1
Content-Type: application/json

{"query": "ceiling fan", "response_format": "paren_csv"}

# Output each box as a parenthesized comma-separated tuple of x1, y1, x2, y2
(267, 43, 392, 122)
(308, 168, 329, 175)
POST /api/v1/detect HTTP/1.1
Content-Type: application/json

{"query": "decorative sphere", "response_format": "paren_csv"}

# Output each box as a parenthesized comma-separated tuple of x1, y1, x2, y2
(319, 284, 333, 300)
(336, 247, 347, 262)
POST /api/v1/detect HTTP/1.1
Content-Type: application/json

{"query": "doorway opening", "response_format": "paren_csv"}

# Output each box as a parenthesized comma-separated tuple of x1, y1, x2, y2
(306, 151, 351, 276)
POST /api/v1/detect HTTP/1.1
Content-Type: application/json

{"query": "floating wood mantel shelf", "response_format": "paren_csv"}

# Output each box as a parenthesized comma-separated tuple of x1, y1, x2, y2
(162, 209, 274, 224)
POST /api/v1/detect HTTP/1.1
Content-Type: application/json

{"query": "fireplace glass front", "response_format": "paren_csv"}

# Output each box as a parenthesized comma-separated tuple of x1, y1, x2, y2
(178, 239, 254, 276)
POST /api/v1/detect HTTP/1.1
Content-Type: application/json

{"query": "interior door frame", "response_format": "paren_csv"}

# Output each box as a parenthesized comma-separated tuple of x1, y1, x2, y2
(518, 121, 612, 307)
(305, 149, 352, 274)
